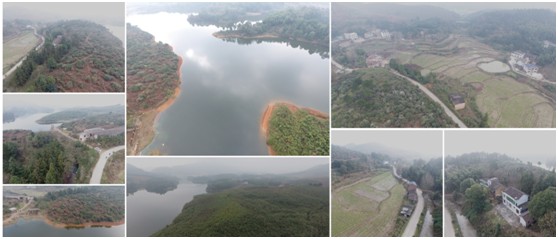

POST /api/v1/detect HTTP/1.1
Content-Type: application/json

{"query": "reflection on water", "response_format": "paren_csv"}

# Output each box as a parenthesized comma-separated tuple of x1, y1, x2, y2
(127, 182, 207, 237)
(128, 12, 329, 155)
(3, 218, 124, 237)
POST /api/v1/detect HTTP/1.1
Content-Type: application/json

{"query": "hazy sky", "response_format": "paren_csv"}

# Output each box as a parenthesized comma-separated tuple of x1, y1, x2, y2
(445, 130, 556, 160)
(332, 130, 443, 159)
(128, 157, 328, 174)
(4, 2, 124, 26)
(409, 2, 556, 15)
(3, 94, 124, 110)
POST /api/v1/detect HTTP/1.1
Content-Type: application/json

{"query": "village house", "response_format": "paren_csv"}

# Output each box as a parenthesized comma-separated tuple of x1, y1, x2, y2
(407, 182, 418, 202)
(480, 177, 506, 200)
(344, 32, 358, 41)
(502, 187, 529, 216)
(79, 126, 125, 141)
(449, 94, 465, 110)
(400, 205, 413, 217)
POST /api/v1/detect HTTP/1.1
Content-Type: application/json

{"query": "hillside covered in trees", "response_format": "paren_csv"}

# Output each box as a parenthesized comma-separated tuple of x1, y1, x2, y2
(332, 68, 457, 128)
(126, 164, 179, 195)
(36, 187, 124, 225)
(5, 20, 124, 92)
(3, 130, 98, 184)
(446, 152, 556, 236)
(126, 24, 181, 155)
(262, 103, 329, 155)
(152, 177, 328, 236)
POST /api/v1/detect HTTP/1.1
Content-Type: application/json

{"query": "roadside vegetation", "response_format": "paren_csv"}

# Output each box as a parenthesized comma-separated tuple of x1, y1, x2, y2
(3, 130, 98, 184)
(446, 153, 556, 236)
(332, 68, 457, 128)
(101, 150, 125, 184)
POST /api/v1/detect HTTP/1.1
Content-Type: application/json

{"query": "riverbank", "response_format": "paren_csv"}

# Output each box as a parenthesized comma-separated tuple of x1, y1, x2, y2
(260, 101, 328, 155)
(213, 31, 327, 47)
(4, 214, 124, 229)
(131, 56, 183, 155)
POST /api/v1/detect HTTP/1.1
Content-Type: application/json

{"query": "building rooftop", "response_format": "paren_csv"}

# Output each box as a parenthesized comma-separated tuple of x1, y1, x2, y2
(449, 94, 465, 104)
(504, 187, 527, 200)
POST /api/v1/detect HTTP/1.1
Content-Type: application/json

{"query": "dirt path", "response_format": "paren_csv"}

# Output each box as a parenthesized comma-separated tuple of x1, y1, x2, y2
(3, 198, 33, 225)
(89, 145, 125, 184)
(389, 69, 467, 128)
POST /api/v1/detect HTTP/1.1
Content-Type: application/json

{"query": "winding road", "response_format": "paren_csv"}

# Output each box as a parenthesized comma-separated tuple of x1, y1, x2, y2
(89, 145, 125, 184)
(389, 69, 467, 128)
(3, 26, 45, 80)
(53, 127, 124, 184)
(392, 165, 427, 236)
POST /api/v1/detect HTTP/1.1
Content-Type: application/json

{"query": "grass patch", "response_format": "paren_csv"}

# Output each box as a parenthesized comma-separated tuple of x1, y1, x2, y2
(101, 149, 125, 184)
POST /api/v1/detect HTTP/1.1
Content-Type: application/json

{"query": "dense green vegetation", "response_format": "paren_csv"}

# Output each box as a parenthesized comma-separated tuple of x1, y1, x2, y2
(152, 184, 328, 237)
(216, 7, 329, 47)
(126, 164, 179, 195)
(332, 68, 456, 127)
(36, 187, 124, 225)
(127, 24, 180, 113)
(266, 104, 329, 155)
(37, 105, 123, 124)
(3, 130, 98, 184)
(60, 112, 125, 134)
(101, 150, 125, 184)
(446, 152, 556, 236)
(468, 9, 556, 66)
(6, 20, 124, 92)
(36, 111, 87, 124)
(187, 3, 282, 28)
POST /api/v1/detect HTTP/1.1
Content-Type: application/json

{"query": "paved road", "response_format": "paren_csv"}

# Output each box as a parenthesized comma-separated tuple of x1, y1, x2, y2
(3, 26, 44, 80)
(90, 145, 125, 184)
(444, 206, 456, 237)
(389, 69, 467, 128)
(402, 188, 425, 237)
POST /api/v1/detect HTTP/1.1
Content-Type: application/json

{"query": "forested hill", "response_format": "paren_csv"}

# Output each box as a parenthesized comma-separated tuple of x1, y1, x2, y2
(152, 185, 329, 237)
(37, 187, 124, 225)
(6, 20, 124, 92)
(467, 9, 556, 66)
(215, 6, 329, 47)
(126, 164, 179, 195)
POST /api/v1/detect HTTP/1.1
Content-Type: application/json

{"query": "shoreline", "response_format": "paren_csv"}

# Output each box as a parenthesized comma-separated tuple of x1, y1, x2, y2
(260, 101, 328, 155)
(133, 55, 183, 155)
(212, 31, 328, 47)
(4, 214, 124, 229)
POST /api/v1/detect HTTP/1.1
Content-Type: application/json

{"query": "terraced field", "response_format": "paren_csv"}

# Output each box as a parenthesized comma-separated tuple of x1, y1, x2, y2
(395, 35, 555, 128)
(332, 171, 405, 236)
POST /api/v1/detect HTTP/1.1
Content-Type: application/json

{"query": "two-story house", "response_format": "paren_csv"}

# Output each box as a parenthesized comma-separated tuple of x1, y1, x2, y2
(502, 187, 529, 216)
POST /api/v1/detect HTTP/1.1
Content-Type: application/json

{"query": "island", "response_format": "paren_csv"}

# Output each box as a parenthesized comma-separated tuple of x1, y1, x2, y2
(260, 102, 329, 156)
(126, 24, 182, 155)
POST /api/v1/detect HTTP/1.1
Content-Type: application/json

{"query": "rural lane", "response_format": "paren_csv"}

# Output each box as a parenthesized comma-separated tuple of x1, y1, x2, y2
(389, 69, 467, 128)
(3, 26, 45, 80)
(90, 145, 125, 184)
(402, 188, 425, 237)
(444, 206, 456, 237)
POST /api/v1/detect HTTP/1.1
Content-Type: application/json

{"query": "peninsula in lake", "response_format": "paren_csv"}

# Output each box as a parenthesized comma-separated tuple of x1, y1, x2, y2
(3, 186, 125, 237)
(127, 157, 329, 237)
(126, 2, 329, 155)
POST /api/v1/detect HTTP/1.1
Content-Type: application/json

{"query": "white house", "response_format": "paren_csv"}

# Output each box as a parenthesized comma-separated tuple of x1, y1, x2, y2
(502, 187, 529, 216)
(344, 32, 358, 41)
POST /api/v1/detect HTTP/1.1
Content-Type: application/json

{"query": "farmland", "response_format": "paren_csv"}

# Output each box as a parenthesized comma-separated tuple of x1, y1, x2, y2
(3, 30, 40, 73)
(332, 170, 405, 236)
(336, 35, 555, 127)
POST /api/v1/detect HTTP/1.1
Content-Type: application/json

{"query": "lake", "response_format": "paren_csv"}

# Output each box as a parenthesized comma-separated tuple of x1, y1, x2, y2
(126, 182, 208, 237)
(3, 113, 61, 132)
(478, 60, 510, 73)
(127, 12, 329, 155)
(3, 218, 124, 237)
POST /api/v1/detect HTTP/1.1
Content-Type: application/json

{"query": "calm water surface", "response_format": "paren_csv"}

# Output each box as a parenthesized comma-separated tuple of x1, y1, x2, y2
(3, 218, 124, 237)
(127, 182, 207, 237)
(127, 12, 329, 155)
(3, 113, 61, 132)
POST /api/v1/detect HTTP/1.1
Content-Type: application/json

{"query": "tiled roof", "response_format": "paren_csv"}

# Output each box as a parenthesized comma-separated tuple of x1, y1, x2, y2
(504, 187, 527, 200)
